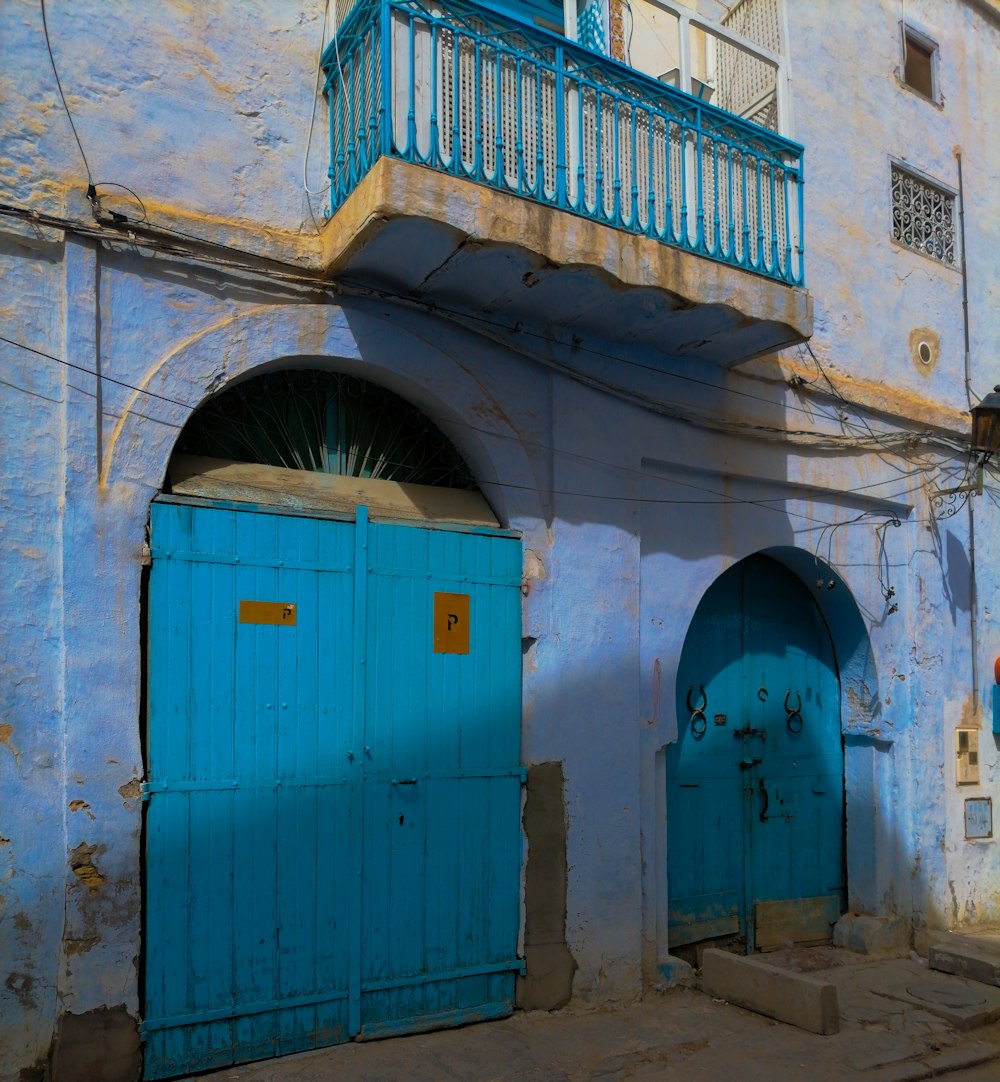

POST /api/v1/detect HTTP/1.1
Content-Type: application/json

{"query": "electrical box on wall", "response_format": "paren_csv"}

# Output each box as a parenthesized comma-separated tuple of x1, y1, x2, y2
(965, 797, 993, 840)
(956, 728, 980, 785)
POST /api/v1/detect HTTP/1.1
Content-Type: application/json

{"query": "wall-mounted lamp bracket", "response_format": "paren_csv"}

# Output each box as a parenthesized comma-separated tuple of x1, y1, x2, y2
(930, 462, 984, 517)
(930, 385, 1000, 518)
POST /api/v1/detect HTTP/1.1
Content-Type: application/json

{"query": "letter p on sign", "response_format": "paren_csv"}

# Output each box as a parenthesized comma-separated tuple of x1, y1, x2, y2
(433, 592, 470, 654)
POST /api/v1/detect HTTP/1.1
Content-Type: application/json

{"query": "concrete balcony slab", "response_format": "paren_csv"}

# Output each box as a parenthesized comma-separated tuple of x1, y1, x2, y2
(321, 158, 813, 367)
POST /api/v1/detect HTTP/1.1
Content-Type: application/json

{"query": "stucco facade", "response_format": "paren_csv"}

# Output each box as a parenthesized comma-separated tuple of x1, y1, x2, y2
(2, 0, 999, 1078)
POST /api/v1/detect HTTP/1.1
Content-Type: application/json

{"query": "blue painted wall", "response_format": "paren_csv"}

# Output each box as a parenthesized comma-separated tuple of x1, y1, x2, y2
(2, 0, 1000, 1077)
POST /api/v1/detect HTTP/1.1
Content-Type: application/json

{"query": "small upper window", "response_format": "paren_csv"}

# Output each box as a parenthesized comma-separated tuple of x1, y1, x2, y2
(901, 25, 938, 101)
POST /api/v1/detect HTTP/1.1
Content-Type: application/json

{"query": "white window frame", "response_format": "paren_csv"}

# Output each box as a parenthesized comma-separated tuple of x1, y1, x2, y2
(899, 21, 940, 104)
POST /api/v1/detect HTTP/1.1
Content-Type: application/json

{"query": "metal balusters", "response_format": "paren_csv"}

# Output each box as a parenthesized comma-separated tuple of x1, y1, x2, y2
(323, 0, 805, 285)
(379, 2, 391, 159)
(679, 123, 690, 248)
(726, 142, 735, 262)
(554, 47, 566, 204)
(428, 21, 440, 166)
(649, 114, 658, 236)
(573, 80, 585, 213)
(694, 112, 705, 250)
(781, 165, 791, 280)
(710, 136, 720, 257)
(405, 13, 416, 157)
(534, 65, 544, 199)
(796, 164, 805, 283)
(754, 154, 764, 271)
(347, 51, 357, 185)
(768, 157, 778, 275)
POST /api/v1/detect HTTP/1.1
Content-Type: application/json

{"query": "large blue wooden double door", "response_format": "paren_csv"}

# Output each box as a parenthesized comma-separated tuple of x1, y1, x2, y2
(666, 555, 844, 953)
(143, 500, 523, 1078)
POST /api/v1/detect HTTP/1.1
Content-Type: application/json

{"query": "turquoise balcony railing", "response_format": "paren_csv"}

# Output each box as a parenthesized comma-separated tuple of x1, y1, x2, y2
(323, 0, 804, 285)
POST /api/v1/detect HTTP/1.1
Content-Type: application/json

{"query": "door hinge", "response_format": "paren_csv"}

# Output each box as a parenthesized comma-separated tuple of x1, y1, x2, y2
(140, 781, 151, 802)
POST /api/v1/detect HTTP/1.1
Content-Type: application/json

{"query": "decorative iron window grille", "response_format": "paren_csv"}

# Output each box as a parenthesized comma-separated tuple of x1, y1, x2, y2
(890, 164, 955, 266)
(174, 370, 480, 490)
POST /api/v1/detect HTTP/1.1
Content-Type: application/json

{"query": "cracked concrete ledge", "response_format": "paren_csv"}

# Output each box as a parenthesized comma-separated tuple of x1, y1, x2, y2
(866, 1040, 1000, 1082)
(700, 948, 840, 1035)
(929, 932, 1000, 987)
(319, 157, 813, 356)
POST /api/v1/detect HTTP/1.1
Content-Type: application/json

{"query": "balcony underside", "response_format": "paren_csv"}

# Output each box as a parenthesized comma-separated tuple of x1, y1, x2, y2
(322, 158, 812, 366)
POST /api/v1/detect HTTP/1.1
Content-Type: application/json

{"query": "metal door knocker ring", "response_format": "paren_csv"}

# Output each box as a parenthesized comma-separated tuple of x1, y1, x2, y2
(757, 686, 769, 702)
(687, 685, 708, 736)
(784, 689, 803, 733)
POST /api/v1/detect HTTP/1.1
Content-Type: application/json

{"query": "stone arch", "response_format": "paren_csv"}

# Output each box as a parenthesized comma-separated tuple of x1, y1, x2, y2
(758, 545, 880, 738)
(102, 301, 542, 528)
(666, 550, 848, 954)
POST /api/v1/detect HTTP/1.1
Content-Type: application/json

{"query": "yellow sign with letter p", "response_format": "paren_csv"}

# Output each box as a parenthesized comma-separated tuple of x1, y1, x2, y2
(433, 592, 470, 654)
(239, 601, 297, 626)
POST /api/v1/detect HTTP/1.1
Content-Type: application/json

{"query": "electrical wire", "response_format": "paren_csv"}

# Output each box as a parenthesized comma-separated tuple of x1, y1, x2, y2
(0, 322, 939, 512)
(622, 0, 633, 66)
(874, 514, 902, 612)
(0, 197, 973, 466)
(9, 10, 975, 610)
(1, 329, 937, 520)
(303, 0, 333, 200)
(802, 341, 950, 475)
(0, 203, 970, 485)
(25, 0, 971, 471)
(0, 333, 195, 413)
(92, 182, 148, 223)
(39, 0, 93, 189)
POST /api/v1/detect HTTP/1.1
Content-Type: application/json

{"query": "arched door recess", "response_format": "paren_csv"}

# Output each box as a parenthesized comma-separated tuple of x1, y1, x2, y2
(666, 554, 844, 956)
(167, 369, 498, 527)
(143, 370, 523, 1078)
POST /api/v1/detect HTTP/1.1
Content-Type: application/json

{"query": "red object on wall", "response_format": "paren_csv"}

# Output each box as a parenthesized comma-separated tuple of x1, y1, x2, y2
(995, 656, 1000, 685)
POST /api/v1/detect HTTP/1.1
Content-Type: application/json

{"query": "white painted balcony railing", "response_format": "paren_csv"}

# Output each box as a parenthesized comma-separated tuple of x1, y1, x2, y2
(323, 0, 804, 285)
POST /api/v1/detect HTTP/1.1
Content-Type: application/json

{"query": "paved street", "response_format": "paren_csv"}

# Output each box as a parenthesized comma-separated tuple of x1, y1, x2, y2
(189, 948, 1000, 1082)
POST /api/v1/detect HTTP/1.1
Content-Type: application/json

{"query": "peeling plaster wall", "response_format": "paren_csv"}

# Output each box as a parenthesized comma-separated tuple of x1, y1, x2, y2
(0, 0, 325, 233)
(783, 0, 1000, 935)
(2, 1, 1000, 1078)
(788, 0, 1000, 413)
(0, 233, 67, 1074)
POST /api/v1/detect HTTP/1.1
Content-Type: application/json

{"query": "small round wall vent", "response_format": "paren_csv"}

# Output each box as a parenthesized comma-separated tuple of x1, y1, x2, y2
(909, 328, 940, 374)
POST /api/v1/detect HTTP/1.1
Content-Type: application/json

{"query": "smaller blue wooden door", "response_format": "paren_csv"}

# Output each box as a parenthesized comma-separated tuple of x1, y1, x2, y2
(665, 555, 844, 953)
(144, 501, 522, 1078)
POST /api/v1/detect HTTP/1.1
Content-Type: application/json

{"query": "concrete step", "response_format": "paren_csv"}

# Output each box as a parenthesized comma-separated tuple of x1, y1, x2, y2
(700, 947, 840, 1035)
(929, 933, 1000, 988)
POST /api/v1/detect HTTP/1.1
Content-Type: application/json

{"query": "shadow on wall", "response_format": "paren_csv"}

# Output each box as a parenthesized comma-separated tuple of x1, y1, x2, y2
(6, 242, 980, 1077)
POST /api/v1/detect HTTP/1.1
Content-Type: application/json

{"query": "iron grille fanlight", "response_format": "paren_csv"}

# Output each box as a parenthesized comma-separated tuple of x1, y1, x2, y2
(174, 369, 479, 490)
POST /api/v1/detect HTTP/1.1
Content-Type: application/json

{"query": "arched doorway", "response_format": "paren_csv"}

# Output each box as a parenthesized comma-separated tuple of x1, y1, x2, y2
(142, 371, 524, 1078)
(665, 554, 844, 956)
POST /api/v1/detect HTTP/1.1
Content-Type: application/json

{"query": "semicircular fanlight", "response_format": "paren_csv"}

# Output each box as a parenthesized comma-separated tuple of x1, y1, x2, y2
(173, 369, 479, 491)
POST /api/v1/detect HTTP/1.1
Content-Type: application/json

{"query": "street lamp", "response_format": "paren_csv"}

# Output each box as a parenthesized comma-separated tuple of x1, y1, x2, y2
(932, 385, 1000, 507)
(972, 385, 1000, 457)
